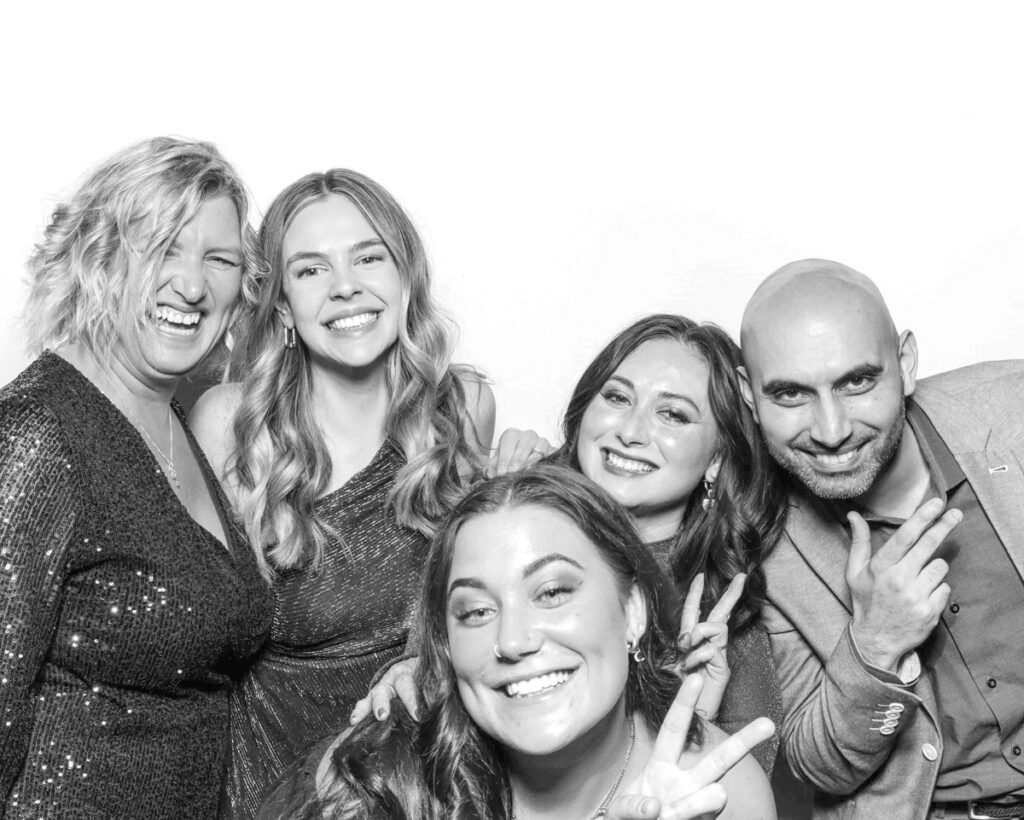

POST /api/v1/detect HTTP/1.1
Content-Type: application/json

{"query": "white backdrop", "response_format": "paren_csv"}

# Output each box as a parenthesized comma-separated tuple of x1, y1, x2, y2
(4, 2, 1022, 443)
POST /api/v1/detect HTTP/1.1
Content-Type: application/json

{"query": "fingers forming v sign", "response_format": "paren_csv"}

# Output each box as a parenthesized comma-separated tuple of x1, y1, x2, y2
(677, 573, 746, 719)
(617, 675, 774, 820)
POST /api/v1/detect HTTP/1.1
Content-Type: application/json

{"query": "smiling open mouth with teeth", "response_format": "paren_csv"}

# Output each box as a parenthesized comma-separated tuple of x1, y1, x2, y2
(153, 306, 201, 334)
(604, 450, 655, 474)
(808, 448, 860, 468)
(326, 311, 379, 331)
(504, 670, 573, 698)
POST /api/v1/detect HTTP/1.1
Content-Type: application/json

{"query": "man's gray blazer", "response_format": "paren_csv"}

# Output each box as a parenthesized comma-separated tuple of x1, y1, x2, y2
(762, 361, 1024, 819)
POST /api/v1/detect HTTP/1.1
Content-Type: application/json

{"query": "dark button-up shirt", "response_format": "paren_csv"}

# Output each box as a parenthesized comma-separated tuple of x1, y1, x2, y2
(856, 400, 1024, 801)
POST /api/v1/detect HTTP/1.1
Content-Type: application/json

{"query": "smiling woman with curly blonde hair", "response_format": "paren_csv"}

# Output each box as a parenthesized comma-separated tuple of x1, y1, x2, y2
(0, 136, 272, 819)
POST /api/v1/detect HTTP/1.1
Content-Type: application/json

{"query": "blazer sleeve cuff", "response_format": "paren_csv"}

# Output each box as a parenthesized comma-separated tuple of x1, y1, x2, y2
(846, 622, 922, 686)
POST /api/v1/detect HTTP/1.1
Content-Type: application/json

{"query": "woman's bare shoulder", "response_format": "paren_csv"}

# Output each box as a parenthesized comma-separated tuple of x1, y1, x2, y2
(188, 383, 244, 478)
(456, 370, 496, 451)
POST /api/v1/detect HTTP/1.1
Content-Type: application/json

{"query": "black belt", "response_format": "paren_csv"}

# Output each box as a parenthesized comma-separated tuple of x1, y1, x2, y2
(931, 800, 1024, 819)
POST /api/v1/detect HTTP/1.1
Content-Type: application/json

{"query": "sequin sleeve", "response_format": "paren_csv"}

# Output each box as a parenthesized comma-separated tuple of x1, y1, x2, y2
(0, 399, 79, 798)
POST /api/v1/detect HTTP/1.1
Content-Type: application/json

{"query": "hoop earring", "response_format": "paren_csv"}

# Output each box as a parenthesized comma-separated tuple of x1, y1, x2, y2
(701, 479, 716, 512)
(626, 638, 646, 664)
(283, 326, 297, 349)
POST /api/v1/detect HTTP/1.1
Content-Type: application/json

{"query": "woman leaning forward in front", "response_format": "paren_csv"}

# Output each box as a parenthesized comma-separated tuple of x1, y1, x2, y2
(0, 137, 272, 817)
(260, 464, 775, 820)
(190, 170, 494, 817)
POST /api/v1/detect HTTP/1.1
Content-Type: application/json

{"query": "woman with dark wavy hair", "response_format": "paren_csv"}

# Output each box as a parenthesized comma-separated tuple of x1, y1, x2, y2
(259, 464, 775, 819)
(546, 314, 786, 768)
(191, 169, 495, 817)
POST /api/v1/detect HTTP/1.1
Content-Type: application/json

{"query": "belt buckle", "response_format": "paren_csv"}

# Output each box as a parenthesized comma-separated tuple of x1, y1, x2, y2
(968, 801, 1022, 819)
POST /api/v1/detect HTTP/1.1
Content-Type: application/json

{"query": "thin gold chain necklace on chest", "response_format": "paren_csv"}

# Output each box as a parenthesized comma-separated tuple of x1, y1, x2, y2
(122, 402, 181, 490)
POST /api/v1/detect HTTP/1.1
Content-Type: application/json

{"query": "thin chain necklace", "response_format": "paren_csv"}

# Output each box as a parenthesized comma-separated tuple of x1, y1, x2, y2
(123, 403, 180, 490)
(511, 714, 636, 820)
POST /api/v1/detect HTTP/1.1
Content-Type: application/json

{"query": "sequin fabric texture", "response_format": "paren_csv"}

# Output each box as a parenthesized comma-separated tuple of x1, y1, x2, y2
(0, 353, 273, 819)
(224, 442, 426, 819)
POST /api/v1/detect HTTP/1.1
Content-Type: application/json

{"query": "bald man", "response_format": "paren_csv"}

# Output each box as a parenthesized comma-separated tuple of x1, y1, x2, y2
(738, 260, 1024, 820)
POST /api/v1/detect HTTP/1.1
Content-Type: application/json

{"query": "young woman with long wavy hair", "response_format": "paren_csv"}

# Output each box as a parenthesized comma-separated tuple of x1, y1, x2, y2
(191, 169, 494, 818)
(259, 465, 775, 820)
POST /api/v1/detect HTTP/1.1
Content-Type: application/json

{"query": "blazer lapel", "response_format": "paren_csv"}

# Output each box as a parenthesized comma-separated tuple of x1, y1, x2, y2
(784, 494, 854, 612)
(915, 382, 1024, 584)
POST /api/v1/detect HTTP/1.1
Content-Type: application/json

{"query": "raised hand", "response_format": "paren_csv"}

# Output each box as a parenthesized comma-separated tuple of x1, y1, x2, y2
(612, 675, 775, 820)
(484, 428, 554, 478)
(846, 497, 960, 671)
(676, 573, 745, 720)
(349, 656, 420, 724)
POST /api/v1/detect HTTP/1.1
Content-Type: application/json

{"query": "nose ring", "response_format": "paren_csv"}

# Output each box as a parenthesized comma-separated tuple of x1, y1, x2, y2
(493, 644, 504, 660)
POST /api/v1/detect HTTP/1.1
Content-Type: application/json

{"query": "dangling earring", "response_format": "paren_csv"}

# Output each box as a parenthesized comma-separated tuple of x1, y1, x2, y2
(626, 638, 646, 663)
(701, 479, 716, 512)
(283, 326, 297, 349)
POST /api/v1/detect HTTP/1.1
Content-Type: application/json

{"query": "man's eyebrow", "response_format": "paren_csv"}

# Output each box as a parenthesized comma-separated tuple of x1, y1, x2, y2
(447, 553, 585, 598)
(835, 363, 884, 386)
(761, 363, 885, 396)
(760, 377, 808, 396)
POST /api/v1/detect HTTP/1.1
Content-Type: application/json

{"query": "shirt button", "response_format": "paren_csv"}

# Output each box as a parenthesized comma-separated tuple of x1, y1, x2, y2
(922, 743, 939, 761)
(888, 703, 905, 713)
(987, 678, 997, 689)
(949, 602, 960, 613)
(880, 726, 895, 736)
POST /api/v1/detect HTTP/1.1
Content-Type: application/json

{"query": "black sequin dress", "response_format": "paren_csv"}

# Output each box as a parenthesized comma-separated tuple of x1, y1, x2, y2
(224, 442, 426, 819)
(0, 352, 273, 818)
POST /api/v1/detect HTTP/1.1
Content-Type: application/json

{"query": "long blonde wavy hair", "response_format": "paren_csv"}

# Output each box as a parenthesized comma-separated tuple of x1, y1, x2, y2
(228, 170, 485, 579)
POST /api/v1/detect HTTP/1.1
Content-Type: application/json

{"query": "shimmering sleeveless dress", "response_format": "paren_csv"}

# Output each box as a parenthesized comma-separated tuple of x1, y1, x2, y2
(224, 442, 426, 818)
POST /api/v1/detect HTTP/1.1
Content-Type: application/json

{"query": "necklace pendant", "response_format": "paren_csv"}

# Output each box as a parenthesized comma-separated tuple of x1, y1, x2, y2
(166, 463, 181, 489)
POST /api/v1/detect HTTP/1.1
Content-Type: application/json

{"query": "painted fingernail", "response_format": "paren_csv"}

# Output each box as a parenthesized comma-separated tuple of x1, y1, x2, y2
(375, 707, 388, 720)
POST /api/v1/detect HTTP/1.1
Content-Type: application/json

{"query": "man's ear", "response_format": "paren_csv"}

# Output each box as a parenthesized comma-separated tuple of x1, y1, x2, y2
(737, 365, 760, 423)
(898, 330, 918, 397)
